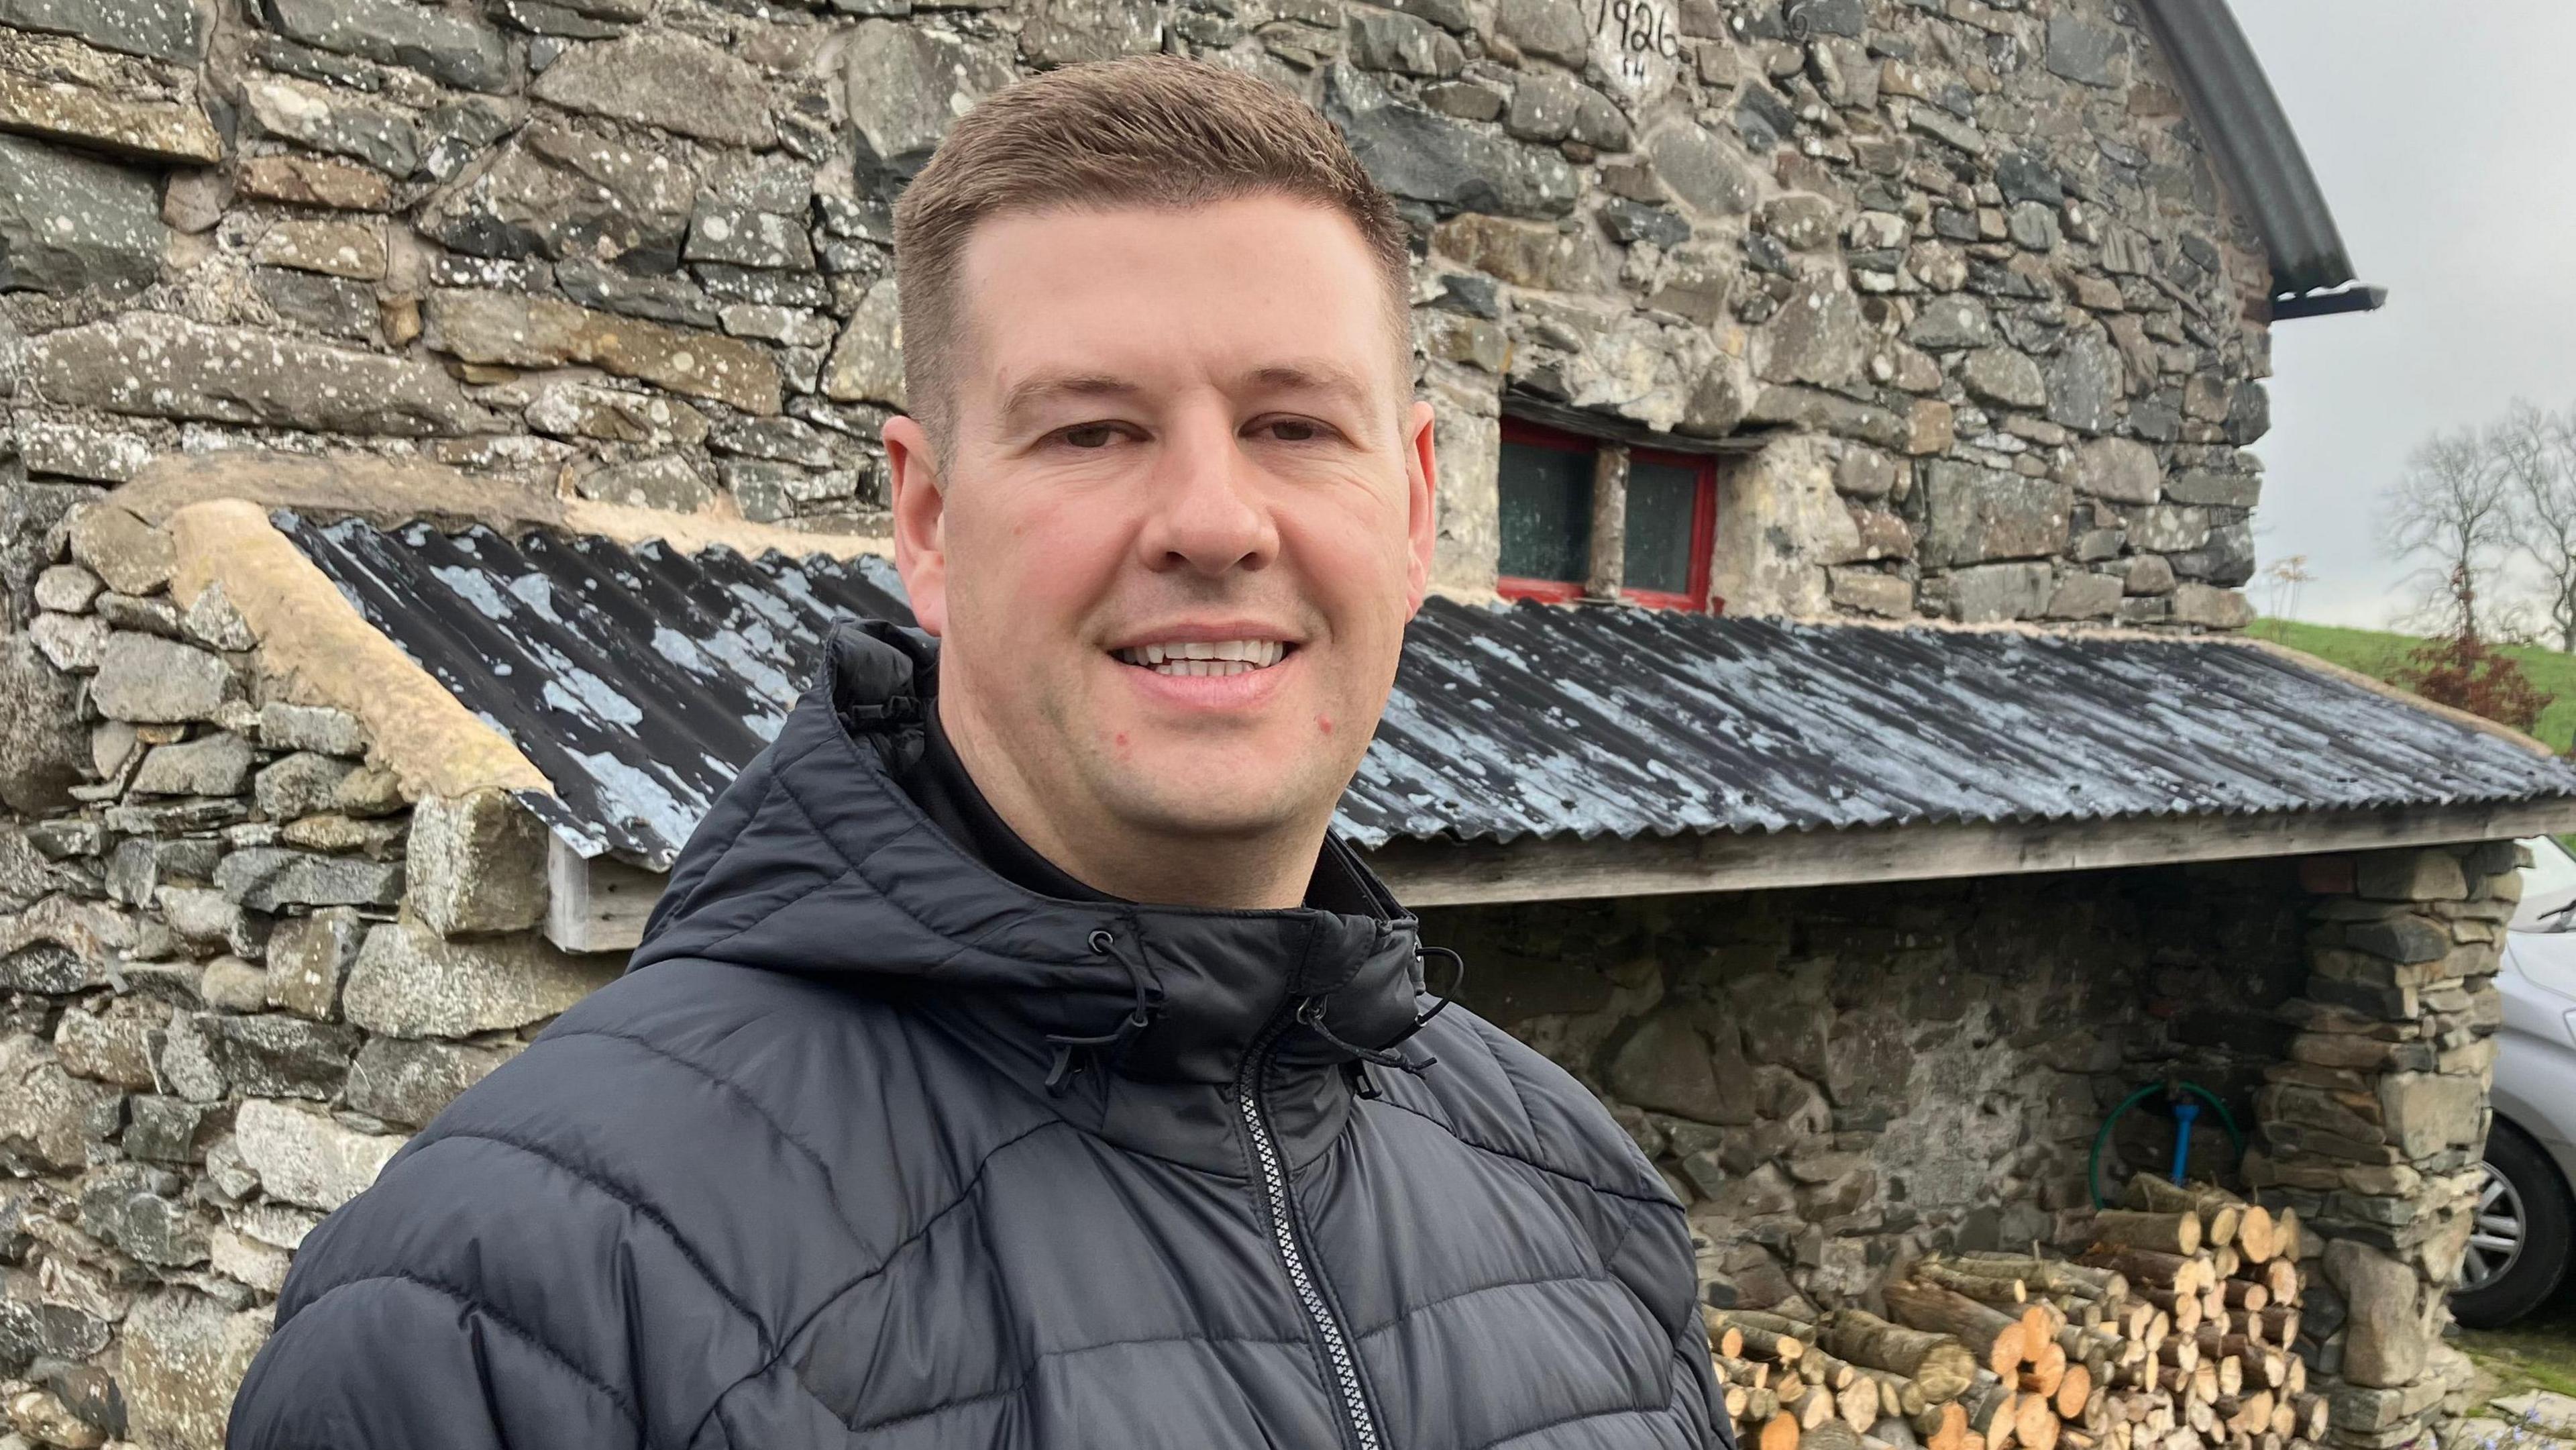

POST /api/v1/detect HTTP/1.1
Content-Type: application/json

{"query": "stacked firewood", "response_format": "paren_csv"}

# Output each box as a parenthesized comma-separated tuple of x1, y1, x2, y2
(1705, 1177, 2328, 1450)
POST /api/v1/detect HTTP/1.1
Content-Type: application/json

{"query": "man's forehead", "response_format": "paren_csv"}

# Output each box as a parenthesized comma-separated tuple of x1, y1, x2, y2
(936, 197, 1414, 439)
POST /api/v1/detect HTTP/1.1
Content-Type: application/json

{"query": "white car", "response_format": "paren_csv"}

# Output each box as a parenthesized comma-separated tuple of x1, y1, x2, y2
(2454, 837, 2576, 1327)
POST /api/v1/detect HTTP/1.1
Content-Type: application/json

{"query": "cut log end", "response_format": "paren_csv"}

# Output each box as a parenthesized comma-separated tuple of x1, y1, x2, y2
(2055, 1363, 2094, 1421)
(2016, 1396, 2063, 1450)
(2237, 1206, 2278, 1265)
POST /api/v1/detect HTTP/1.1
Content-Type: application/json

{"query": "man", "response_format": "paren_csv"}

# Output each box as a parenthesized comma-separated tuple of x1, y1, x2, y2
(230, 57, 1723, 1450)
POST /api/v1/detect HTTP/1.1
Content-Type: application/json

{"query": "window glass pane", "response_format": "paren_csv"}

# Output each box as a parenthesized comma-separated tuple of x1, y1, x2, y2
(1623, 458, 1701, 597)
(1498, 440, 1593, 583)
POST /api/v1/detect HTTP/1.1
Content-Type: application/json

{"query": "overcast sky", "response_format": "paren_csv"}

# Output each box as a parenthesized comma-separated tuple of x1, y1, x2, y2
(2229, 1, 2576, 629)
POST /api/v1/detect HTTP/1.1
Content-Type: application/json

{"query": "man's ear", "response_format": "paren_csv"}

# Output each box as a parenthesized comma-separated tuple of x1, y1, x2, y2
(1401, 399, 1439, 617)
(884, 414, 951, 637)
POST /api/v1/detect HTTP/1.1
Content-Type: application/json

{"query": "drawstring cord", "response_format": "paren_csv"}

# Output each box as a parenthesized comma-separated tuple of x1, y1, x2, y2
(1342, 1059, 1381, 1100)
(1295, 995, 1430, 1076)
(1044, 921, 1159, 1095)
(1041, 935, 1468, 1097)
(1297, 943, 1472, 1086)
(1401, 945, 1468, 1039)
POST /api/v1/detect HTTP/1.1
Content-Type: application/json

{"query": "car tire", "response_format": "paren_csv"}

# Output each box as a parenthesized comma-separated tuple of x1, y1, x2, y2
(2453, 1121, 2574, 1329)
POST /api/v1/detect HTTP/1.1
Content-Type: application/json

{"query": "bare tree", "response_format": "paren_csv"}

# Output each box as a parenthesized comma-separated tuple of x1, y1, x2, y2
(2495, 399, 2576, 651)
(2259, 554, 2312, 623)
(2381, 427, 2514, 635)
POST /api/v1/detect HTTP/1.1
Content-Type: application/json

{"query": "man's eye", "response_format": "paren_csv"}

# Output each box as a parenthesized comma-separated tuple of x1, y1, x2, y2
(1059, 424, 1120, 449)
(1263, 419, 1323, 442)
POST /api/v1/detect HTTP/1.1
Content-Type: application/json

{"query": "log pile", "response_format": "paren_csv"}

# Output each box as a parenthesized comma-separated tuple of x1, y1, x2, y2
(1706, 1177, 2325, 1450)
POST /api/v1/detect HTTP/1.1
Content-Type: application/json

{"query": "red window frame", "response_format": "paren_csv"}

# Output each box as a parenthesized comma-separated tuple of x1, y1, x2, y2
(1495, 418, 1721, 613)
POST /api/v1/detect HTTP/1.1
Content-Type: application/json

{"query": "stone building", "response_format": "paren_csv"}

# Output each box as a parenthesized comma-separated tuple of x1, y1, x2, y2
(0, 0, 2559, 1448)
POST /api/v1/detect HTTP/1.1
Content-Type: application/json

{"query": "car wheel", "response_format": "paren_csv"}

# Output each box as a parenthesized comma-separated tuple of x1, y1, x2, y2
(2453, 1121, 2574, 1329)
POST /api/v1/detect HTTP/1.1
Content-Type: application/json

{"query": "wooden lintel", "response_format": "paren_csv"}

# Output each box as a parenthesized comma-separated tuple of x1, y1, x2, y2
(1359, 798, 2576, 908)
(545, 834, 667, 955)
(1501, 393, 1771, 456)
(545, 797, 2576, 931)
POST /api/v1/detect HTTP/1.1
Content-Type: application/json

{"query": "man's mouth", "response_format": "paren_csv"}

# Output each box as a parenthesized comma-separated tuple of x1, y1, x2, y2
(1110, 639, 1292, 678)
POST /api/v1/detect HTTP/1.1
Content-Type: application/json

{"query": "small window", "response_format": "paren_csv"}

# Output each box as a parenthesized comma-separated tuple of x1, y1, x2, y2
(1495, 419, 1719, 611)
(1622, 457, 1706, 605)
(1497, 428, 1594, 592)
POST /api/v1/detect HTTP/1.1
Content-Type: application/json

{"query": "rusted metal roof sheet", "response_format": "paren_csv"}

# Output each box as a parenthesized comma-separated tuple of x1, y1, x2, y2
(284, 515, 2576, 869)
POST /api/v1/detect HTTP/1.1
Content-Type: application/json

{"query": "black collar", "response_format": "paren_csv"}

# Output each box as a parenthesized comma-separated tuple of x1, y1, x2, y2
(634, 621, 1427, 1098)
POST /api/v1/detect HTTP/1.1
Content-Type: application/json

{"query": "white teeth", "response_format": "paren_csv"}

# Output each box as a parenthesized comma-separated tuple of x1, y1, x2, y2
(1113, 639, 1290, 674)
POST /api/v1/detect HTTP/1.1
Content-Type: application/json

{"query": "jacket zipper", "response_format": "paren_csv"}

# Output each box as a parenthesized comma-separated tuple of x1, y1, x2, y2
(1236, 1011, 1385, 1450)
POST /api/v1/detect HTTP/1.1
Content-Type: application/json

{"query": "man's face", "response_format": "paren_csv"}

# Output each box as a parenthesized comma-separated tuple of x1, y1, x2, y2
(885, 195, 1436, 870)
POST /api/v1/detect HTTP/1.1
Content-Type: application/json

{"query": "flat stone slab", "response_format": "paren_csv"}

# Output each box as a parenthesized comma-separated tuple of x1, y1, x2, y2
(2449, 1418, 2575, 1450)
(30, 313, 498, 435)
(2497, 1392, 2576, 1437)
(0, 0, 203, 62)
(0, 134, 164, 293)
(0, 32, 221, 164)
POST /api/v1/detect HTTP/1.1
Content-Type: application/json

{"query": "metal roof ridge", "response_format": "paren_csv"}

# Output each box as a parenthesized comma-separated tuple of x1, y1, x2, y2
(1462, 597, 2267, 650)
(2135, 0, 2381, 315)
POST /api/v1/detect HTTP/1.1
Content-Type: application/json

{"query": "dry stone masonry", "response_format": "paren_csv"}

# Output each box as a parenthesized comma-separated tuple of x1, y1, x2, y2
(1428, 864, 2311, 1331)
(1430, 845, 2512, 1450)
(0, 502, 2398, 1450)
(0, 0, 2271, 626)
(0, 0, 2358, 1445)
(2247, 844, 2524, 1450)
(0, 502, 621, 1449)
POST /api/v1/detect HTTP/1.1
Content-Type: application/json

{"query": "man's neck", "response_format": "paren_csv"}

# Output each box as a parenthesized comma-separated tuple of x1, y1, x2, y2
(936, 692, 1323, 910)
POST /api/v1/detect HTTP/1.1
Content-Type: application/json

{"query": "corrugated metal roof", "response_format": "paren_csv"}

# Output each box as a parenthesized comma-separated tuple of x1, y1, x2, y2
(2140, 0, 2367, 306)
(280, 512, 912, 867)
(1352, 603, 2576, 848)
(282, 515, 2576, 870)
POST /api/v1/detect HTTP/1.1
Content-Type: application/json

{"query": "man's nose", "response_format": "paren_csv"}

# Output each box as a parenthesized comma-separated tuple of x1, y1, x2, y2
(1134, 415, 1279, 577)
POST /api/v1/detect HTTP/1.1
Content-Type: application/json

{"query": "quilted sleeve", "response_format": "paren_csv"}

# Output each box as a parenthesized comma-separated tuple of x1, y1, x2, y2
(225, 1010, 802, 1450)
(227, 1267, 655, 1450)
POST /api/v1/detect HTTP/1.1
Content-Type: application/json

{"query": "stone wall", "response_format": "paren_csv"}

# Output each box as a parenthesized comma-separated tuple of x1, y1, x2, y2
(0, 0, 2270, 629)
(1427, 860, 2311, 1314)
(1428, 841, 2518, 1450)
(0, 489, 2511, 1450)
(2251, 843, 2520, 1450)
(0, 503, 619, 1449)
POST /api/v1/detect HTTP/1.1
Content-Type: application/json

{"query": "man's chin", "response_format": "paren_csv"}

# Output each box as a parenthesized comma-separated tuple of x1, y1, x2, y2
(1089, 770, 1318, 851)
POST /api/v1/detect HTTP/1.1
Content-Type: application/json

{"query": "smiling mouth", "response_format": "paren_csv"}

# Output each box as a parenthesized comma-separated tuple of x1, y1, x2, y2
(1110, 639, 1293, 678)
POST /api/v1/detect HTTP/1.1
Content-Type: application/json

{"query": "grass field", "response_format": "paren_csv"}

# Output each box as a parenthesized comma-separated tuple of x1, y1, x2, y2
(2249, 618, 2576, 755)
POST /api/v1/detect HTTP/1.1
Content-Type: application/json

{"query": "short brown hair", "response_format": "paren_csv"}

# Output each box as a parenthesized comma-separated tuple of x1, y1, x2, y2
(892, 56, 1412, 452)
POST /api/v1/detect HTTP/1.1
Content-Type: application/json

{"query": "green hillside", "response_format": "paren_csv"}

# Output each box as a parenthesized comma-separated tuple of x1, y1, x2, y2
(2250, 618, 2576, 754)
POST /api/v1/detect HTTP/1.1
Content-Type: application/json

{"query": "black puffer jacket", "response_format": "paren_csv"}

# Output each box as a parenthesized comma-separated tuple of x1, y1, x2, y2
(229, 623, 1725, 1450)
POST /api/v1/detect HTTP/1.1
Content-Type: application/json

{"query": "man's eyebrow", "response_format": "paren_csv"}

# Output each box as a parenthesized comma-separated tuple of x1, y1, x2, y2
(997, 373, 1143, 423)
(1242, 363, 1377, 413)
(994, 363, 1384, 427)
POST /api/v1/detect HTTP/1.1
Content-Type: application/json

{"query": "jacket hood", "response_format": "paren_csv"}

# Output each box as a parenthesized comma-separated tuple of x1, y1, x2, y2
(627, 620, 1430, 1089)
